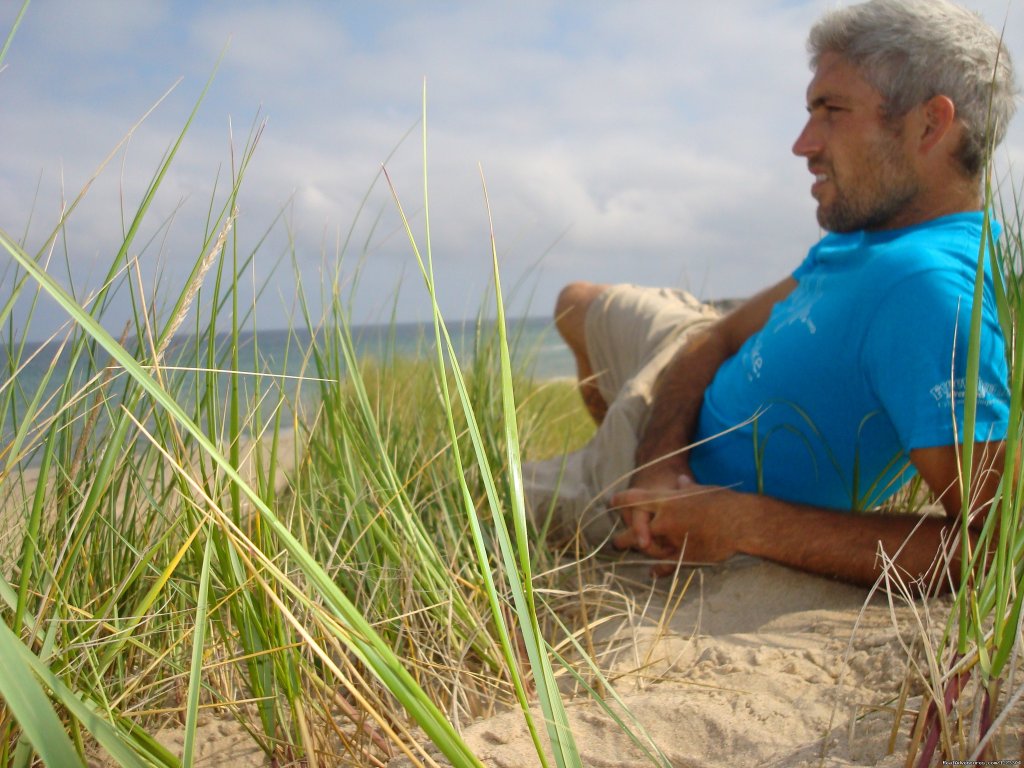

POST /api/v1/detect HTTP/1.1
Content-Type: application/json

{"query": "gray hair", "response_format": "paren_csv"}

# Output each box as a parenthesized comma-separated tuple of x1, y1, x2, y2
(808, 0, 1018, 178)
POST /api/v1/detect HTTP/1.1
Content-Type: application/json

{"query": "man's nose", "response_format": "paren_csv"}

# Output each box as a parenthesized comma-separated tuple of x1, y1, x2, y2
(792, 120, 820, 157)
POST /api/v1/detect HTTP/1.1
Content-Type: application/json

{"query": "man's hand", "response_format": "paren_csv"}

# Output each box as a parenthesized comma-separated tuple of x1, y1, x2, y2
(610, 442, 1005, 588)
(611, 476, 740, 575)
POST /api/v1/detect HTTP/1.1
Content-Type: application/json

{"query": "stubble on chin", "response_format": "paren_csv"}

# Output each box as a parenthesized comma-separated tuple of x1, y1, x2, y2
(815, 179, 918, 233)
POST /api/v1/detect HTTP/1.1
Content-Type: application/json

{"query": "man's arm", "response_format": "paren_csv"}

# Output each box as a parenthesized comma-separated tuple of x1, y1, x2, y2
(612, 441, 1005, 588)
(629, 277, 798, 490)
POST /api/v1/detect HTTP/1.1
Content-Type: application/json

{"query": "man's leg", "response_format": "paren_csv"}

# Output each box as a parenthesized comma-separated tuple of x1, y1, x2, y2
(529, 283, 718, 547)
(554, 281, 610, 424)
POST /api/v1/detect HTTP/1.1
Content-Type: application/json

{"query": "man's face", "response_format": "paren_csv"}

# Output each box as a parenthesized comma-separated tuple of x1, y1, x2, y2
(792, 52, 921, 233)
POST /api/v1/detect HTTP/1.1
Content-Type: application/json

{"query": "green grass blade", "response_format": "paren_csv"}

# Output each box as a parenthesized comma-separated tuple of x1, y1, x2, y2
(480, 167, 580, 766)
(0, 225, 485, 768)
(383, 94, 583, 763)
(0, 621, 82, 767)
(0, 0, 29, 71)
(383, 165, 551, 764)
(0, 616, 155, 768)
(182, 527, 214, 767)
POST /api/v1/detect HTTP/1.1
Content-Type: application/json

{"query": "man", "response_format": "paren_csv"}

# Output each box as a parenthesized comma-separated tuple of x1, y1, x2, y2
(528, 0, 1017, 588)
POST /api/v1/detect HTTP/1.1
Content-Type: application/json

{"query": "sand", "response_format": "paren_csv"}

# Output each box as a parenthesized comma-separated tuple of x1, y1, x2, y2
(384, 555, 1024, 767)
(10, 430, 1019, 766)
(136, 552, 1023, 767)
(440, 557, 933, 768)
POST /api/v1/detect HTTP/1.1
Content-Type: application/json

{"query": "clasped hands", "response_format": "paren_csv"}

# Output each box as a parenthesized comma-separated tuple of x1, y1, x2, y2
(610, 473, 739, 575)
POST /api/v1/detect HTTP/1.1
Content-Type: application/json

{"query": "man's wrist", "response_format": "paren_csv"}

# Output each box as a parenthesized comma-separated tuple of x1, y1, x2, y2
(629, 459, 691, 490)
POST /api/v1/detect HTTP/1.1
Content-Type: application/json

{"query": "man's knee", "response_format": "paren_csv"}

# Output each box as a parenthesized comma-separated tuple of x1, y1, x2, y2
(555, 281, 609, 349)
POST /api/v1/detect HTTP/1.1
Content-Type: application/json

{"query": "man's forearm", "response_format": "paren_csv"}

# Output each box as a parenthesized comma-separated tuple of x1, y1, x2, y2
(630, 277, 797, 491)
(729, 491, 964, 589)
(613, 480, 976, 590)
(631, 327, 733, 488)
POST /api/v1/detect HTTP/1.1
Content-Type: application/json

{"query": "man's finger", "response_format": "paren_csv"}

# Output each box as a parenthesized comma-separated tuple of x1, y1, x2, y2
(612, 528, 636, 549)
(612, 490, 657, 548)
(631, 508, 653, 548)
(651, 561, 679, 578)
(612, 510, 653, 549)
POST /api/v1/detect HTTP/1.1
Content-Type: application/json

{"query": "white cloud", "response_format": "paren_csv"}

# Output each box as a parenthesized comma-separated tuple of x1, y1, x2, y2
(0, 0, 1022, 338)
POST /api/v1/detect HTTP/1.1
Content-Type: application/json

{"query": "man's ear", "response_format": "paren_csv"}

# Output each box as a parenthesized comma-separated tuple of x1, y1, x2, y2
(918, 94, 958, 154)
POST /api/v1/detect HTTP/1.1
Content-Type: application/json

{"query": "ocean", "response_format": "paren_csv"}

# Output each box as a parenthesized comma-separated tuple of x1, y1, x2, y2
(1, 316, 575, 442)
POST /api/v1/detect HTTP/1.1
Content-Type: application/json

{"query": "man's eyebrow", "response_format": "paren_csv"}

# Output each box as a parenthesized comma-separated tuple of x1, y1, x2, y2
(806, 93, 848, 110)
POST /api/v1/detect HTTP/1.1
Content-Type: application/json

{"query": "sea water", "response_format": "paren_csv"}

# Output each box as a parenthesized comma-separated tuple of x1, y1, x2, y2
(0, 316, 574, 446)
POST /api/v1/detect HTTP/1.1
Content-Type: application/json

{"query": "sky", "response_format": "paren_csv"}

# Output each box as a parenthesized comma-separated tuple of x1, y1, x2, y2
(0, 0, 1022, 340)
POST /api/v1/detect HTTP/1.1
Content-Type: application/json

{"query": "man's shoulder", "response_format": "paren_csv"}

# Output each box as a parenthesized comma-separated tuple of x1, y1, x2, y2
(804, 219, 985, 300)
(807, 212, 987, 266)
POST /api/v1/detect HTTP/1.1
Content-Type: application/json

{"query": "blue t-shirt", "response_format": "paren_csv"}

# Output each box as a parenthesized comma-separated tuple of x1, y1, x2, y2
(688, 212, 1010, 510)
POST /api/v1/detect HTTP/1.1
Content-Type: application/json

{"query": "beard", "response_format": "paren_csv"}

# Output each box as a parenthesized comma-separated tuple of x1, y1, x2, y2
(815, 135, 920, 233)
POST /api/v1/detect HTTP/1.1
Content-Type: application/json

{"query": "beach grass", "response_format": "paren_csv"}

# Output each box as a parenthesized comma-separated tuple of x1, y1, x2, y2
(2, 5, 1024, 766)
(894, 170, 1024, 765)
(0, 37, 660, 765)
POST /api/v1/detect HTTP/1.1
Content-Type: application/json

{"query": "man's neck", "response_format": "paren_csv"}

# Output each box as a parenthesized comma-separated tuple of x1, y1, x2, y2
(872, 177, 982, 232)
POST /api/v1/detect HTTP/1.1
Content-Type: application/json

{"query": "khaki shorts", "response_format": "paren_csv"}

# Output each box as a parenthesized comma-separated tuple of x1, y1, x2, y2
(524, 284, 718, 546)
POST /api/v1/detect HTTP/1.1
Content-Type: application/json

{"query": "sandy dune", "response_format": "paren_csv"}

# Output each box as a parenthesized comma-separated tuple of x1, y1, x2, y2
(89, 552, 1022, 767)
